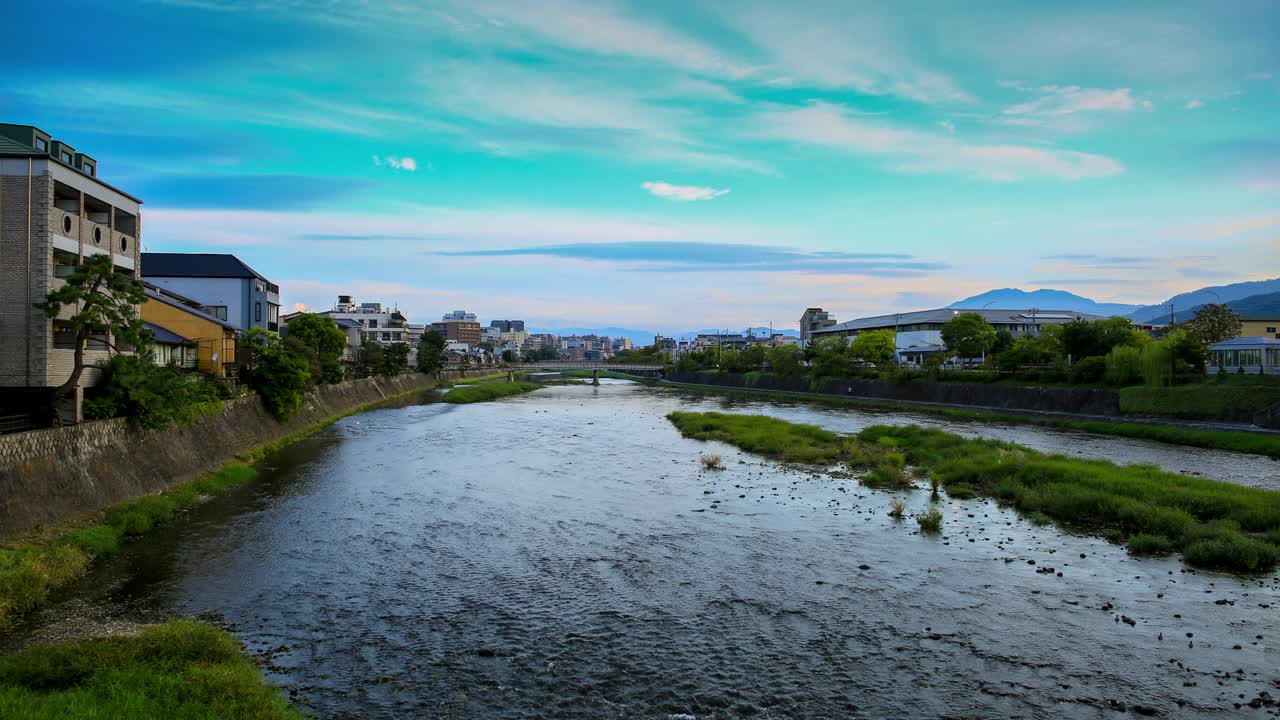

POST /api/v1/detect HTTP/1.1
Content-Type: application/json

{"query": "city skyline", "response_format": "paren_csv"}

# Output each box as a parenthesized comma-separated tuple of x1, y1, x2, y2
(2, 0, 1277, 329)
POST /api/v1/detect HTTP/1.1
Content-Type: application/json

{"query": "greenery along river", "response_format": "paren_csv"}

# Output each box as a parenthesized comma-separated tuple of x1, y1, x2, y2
(6, 379, 1279, 718)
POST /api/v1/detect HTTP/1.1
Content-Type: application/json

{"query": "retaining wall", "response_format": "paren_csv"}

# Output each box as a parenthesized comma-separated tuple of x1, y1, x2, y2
(668, 371, 1123, 416)
(0, 373, 444, 540)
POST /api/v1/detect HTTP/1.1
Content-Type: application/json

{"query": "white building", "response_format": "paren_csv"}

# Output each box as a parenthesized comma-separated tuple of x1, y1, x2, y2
(318, 295, 411, 348)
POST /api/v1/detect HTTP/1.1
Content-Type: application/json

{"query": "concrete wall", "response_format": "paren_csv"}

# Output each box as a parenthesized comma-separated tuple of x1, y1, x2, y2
(0, 373, 445, 541)
(668, 371, 1123, 416)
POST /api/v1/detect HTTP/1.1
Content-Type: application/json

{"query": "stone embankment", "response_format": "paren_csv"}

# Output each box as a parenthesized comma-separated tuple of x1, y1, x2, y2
(0, 373, 444, 541)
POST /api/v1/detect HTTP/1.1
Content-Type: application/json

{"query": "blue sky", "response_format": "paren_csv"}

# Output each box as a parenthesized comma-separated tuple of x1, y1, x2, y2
(3, 0, 1278, 330)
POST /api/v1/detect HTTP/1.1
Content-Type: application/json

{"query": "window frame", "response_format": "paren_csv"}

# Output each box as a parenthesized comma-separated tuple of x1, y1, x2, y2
(255, 302, 262, 323)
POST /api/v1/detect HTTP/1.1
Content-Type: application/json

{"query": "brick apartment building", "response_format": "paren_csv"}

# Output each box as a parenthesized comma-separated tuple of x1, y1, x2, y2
(431, 310, 481, 346)
(0, 123, 142, 424)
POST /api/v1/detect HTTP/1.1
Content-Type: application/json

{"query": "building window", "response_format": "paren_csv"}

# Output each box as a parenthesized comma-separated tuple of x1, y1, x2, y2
(1268, 327, 1277, 334)
(120, 235, 129, 253)
(204, 306, 228, 321)
(368, 319, 378, 329)
(86, 331, 110, 351)
(93, 226, 102, 245)
(34, 138, 47, 151)
(52, 322, 76, 349)
(267, 304, 279, 324)
(255, 302, 262, 322)
(382, 332, 391, 341)
(62, 215, 72, 235)
(53, 249, 77, 278)
(60, 151, 72, 164)
(83, 163, 95, 176)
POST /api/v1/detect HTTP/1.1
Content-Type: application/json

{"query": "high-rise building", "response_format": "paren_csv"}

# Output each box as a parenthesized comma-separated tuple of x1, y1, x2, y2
(432, 310, 482, 346)
(489, 319, 525, 333)
(0, 123, 143, 423)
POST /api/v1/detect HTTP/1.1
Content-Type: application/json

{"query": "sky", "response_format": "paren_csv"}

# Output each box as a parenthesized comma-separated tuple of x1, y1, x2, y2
(2, 0, 1278, 331)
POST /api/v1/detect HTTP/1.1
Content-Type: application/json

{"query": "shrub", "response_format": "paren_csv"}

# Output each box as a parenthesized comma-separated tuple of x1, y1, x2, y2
(1070, 355, 1107, 384)
(889, 497, 907, 518)
(700, 453, 724, 470)
(83, 354, 226, 430)
(1126, 533, 1173, 555)
(916, 508, 943, 533)
(1105, 346, 1143, 386)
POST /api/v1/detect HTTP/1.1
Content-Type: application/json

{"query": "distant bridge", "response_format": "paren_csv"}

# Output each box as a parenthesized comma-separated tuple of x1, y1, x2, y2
(515, 362, 665, 371)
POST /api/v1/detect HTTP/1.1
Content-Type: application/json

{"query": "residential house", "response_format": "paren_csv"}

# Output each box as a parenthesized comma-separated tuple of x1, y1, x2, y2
(1208, 337, 1280, 375)
(141, 253, 280, 332)
(1239, 314, 1280, 341)
(141, 282, 239, 377)
(143, 322, 197, 369)
(0, 123, 142, 422)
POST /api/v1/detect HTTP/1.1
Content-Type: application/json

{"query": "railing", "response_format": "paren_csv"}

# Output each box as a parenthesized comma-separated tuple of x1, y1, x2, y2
(1255, 402, 1280, 429)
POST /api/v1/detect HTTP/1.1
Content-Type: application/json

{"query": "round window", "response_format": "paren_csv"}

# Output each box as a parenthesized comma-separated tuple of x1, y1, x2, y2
(93, 227, 102, 244)
(121, 236, 129, 253)
(62, 215, 72, 234)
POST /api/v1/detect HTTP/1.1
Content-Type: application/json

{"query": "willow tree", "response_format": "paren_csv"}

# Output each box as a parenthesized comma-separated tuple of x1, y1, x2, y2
(36, 254, 147, 421)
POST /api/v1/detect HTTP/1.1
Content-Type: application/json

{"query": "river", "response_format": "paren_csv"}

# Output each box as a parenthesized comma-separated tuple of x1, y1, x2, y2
(11, 380, 1280, 718)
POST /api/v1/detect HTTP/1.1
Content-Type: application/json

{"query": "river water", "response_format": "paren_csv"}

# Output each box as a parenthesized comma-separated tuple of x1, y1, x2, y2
(13, 380, 1280, 718)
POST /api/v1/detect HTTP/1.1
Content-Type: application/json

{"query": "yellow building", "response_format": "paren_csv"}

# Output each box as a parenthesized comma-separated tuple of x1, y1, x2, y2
(1240, 313, 1280, 341)
(141, 284, 238, 376)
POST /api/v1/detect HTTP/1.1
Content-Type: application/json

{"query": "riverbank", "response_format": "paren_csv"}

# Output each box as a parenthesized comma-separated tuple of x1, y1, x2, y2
(658, 375, 1280, 459)
(0, 619, 301, 719)
(668, 411, 1280, 573)
(0, 375, 445, 630)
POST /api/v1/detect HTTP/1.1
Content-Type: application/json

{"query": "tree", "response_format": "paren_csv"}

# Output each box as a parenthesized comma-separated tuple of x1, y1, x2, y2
(501, 349, 517, 363)
(766, 345, 803, 378)
(940, 313, 997, 364)
(36, 254, 148, 421)
(417, 330, 446, 373)
(806, 335, 856, 379)
(284, 313, 347, 383)
(851, 329, 897, 366)
(240, 330, 311, 420)
(739, 344, 768, 371)
(995, 336, 1054, 372)
(381, 342, 410, 376)
(1183, 304, 1242, 344)
(85, 353, 226, 429)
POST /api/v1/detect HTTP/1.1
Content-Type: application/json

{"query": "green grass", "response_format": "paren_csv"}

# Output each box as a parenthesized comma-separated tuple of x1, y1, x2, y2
(440, 372, 509, 387)
(1120, 384, 1280, 419)
(559, 369, 646, 381)
(666, 411, 1280, 573)
(442, 381, 541, 404)
(658, 378, 1280, 459)
(0, 619, 302, 719)
(667, 411, 845, 464)
(916, 508, 943, 533)
(0, 464, 259, 629)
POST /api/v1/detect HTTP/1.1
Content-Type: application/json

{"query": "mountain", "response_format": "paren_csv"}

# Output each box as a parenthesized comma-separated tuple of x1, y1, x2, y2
(684, 327, 799, 339)
(1171, 290, 1280, 323)
(950, 288, 1139, 317)
(1127, 278, 1280, 324)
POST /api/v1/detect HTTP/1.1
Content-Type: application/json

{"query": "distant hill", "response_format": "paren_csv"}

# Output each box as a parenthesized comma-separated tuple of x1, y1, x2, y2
(1128, 278, 1280, 324)
(1171, 290, 1280, 323)
(950, 288, 1139, 317)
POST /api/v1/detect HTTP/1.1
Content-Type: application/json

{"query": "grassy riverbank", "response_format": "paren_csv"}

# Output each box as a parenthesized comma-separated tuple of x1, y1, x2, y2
(0, 619, 301, 719)
(0, 379, 442, 630)
(0, 463, 259, 629)
(442, 381, 540, 404)
(659, 379, 1280, 459)
(667, 411, 1280, 573)
(559, 369, 654, 382)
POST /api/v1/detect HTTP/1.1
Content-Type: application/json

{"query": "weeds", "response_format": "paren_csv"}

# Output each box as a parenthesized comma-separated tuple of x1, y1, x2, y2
(0, 620, 302, 719)
(916, 508, 943, 533)
(442, 382, 541, 404)
(889, 497, 907, 519)
(667, 411, 843, 464)
(700, 453, 724, 470)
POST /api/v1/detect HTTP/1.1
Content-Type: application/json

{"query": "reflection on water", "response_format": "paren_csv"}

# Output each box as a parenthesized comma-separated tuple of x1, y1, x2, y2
(11, 380, 1280, 718)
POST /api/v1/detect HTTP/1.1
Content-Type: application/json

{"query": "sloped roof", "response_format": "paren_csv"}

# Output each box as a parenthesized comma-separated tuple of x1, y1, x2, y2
(817, 308, 1101, 334)
(142, 253, 269, 281)
(0, 135, 33, 154)
(1240, 313, 1280, 321)
(144, 288, 240, 331)
(144, 322, 194, 346)
(333, 318, 362, 328)
(1209, 336, 1280, 349)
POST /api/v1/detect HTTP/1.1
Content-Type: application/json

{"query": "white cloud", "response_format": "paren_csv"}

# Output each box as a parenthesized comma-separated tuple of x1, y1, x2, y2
(1003, 86, 1139, 117)
(642, 181, 730, 201)
(373, 155, 418, 171)
(749, 102, 1123, 181)
(1185, 99, 1204, 109)
(938, 119, 956, 134)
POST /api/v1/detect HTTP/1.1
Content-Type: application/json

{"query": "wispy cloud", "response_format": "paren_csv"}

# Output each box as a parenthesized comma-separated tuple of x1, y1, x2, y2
(748, 102, 1123, 181)
(436, 241, 945, 276)
(1185, 99, 1204, 109)
(1041, 253, 1151, 267)
(642, 181, 729, 202)
(1003, 86, 1140, 117)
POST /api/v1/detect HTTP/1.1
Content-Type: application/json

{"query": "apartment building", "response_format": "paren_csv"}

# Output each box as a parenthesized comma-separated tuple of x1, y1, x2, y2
(319, 296, 410, 346)
(432, 310, 481, 346)
(142, 253, 280, 332)
(0, 123, 142, 422)
(799, 307, 836, 346)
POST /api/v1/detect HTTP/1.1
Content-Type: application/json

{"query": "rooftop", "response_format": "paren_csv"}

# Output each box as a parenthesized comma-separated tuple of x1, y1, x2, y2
(143, 287, 240, 331)
(143, 322, 194, 346)
(1209, 336, 1280, 349)
(142, 252, 275, 288)
(817, 307, 1101, 334)
(0, 122, 143, 203)
(1240, 313, 1280, 321)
